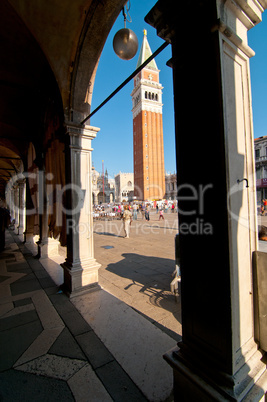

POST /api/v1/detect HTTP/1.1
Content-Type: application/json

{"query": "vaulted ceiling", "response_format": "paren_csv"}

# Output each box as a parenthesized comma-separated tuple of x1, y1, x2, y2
(0, 0, 126, 198)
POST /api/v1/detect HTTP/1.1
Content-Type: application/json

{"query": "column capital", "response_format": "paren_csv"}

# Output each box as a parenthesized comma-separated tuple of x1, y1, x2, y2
(145, 0, 267, 43)
(17, 178, 26, 186)
(144, 0, 176, 42)
(65, 121, 100, 139)
(65, 122, 100, 152)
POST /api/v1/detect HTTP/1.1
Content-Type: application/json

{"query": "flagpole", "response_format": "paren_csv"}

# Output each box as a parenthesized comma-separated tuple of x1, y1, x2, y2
(102, 160, 104, 203)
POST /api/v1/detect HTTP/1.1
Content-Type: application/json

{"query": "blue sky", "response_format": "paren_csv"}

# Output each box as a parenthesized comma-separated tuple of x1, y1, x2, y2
(90, 1, 267, 177)
(248, 12, 267, 139)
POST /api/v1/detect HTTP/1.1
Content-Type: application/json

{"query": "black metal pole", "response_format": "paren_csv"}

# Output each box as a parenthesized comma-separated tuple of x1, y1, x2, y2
(80, 40, 169, 125)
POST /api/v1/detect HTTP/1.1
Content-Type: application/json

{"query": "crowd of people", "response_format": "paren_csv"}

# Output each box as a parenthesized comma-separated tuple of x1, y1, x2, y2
(0, 197, 266, 247)
(93, 199, 267, 241)
(93, 200, 178, 239)
(93, 200, 177, 220)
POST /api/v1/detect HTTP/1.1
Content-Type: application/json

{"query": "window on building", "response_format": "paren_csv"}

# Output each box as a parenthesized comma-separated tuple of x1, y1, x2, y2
(145, 91, 147, 99)
(256, 167, 261, 179)
(255, 149, 260, 158)
(128, 181, 132, 186)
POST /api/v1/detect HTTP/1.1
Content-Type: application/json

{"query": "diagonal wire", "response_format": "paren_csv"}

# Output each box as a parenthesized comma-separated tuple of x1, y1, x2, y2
(80, 40, 170, 125)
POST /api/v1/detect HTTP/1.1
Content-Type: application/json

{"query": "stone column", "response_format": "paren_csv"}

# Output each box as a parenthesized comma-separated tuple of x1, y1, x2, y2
(61, 122, 101, 297)
(9, 187, 15, 223)
(146, 0, 267, 400)
(37, 173, 59, 259)
(13, 186, 19, 230)
(17, 179, 25, 235)
(23, 178, 37, 246)
(23, 215, 35, 245)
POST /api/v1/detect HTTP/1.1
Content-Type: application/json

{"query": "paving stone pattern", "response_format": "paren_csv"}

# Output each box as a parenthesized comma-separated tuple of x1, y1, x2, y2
(0, 231, 148, 401)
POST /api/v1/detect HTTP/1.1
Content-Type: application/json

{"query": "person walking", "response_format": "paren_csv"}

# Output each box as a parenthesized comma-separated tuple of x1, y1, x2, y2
(122, 205, 132, 238)
(141, 204, 145, 220)
(159, 208, 164, 220)
(145, 205, 150, 221)
(133, 204, 138, 220)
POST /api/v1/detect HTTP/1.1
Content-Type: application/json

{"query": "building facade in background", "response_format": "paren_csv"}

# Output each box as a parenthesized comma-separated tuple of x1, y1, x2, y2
(131, 30, 165, 201)
(165, 173, 177, 200)
(255, 135, 267, 202)
(92, 166, 115, 204)
(114, 172, 134, 203)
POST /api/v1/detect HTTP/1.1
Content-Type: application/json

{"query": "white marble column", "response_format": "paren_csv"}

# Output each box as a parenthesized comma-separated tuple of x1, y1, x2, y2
(12, 185, 20, 232)
(9, 187, 16, 223)
(23, 179, 37, 247)
(146, 0, 267, 400)
(17, 179, 25, 235)
(61, 122, 101, 297)
(38, 190, 63, 259)
(23, 215, 35, 246)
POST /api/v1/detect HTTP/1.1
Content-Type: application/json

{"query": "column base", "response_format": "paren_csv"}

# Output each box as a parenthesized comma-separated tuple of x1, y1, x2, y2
(164, 346, 267, 401)
(23, 231, 34, 244)
(38, 237, 61, 259)
(23, 232, 39, 256)
(61, 258, 101, 298)
(17, 225, 24, 235)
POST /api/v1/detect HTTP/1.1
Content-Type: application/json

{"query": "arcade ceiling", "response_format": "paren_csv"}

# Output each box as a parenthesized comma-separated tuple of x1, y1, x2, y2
(0, 0, 126, 198)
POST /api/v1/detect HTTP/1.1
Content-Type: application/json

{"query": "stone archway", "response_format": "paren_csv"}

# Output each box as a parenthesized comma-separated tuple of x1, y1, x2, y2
(68, 0, 128, 124)
(0, 0, 129, 296)
(97, 192, 106, 204)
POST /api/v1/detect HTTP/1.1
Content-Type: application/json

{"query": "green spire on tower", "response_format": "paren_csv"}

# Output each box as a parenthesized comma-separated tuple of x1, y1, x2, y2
(136, 30, 158, 70)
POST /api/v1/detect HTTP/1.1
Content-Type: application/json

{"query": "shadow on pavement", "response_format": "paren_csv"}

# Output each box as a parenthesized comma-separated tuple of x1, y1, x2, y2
(94, 231, 124, 238)
(104, 252, 182, 340)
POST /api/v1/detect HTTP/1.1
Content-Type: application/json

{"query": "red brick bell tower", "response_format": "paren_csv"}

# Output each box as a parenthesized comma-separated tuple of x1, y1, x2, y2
(131, 30, 165, 200)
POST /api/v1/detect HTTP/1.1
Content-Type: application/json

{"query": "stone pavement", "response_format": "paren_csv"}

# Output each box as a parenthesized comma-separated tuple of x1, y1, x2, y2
(0, 231, 149, 401)
(93, 211, 182, 342)
(1, 211, 266, 401)
(0, 213, 179, 402)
